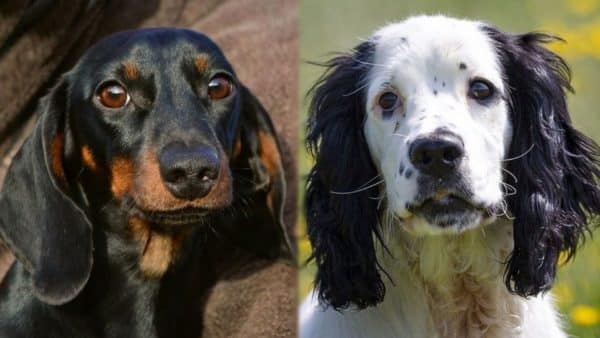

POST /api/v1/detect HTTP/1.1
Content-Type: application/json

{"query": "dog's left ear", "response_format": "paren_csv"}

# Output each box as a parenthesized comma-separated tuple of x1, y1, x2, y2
(0, 79, 93, 305)
(224, 85, 293, 260)
(484, 27, 600, 297)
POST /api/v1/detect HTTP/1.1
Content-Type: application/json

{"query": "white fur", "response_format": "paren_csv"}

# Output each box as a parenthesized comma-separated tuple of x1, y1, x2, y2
(364, 15, 510, 234)
(300, 16, 568, 338)
(300, 219, 566, 338)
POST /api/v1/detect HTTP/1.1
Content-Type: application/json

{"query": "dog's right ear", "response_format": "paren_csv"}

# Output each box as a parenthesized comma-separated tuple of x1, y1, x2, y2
(306, 40, 385, 310)
(0, 78, 93, 305)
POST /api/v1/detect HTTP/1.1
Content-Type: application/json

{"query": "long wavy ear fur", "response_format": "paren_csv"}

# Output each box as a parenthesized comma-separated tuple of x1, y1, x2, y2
(306, 41, 386, 309)
(484, 27, 600, 297)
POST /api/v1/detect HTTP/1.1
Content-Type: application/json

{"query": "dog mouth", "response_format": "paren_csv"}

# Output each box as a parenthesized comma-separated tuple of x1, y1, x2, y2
(128, 204, 211, 226)
(407, 190, 487, 228)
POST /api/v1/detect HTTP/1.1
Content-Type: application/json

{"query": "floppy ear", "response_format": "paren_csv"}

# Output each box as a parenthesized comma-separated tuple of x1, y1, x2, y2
(0, 79, 93, 305)
(485, 27, 600, 297)
(224, 85, 293, 260)
(306, 41, 385, 309)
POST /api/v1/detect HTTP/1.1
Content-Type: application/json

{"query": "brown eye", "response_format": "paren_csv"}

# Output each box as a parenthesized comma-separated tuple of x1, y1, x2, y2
(468, 79, 494, 101)
(378, 92, 400, 118)
(378, 92, 398, 110)
(97, 82, 129, 108)
(208, 76, 233, 100)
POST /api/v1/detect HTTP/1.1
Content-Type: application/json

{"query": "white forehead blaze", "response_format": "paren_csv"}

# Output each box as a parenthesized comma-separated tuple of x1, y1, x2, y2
(367, 16, 505, 108)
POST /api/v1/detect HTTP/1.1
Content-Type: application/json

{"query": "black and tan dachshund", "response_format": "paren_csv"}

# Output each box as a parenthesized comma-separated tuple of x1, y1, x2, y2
(0, 28, 293, 337)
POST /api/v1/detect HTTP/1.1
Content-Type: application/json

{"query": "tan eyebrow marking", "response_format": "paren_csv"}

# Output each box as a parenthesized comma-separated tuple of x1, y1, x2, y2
(194, 54, 209, 73)
(123, 62, 139, 80)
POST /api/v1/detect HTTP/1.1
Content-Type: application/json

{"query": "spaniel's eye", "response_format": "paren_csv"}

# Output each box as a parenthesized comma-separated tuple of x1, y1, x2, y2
(208, 75, 234, 100)
(97, 82, 130, 108)
(468, 79, 494, 101)
(378, 92, 400, 117)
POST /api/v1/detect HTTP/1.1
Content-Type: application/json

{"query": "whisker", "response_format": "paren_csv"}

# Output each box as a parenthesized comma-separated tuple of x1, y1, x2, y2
(356, 174, 382, 188)
(376, 194, 386, 210)
(502, 144, 535, 162)
(501, 167, 518, 183)
(342, 80, 371, 97)
(501, 182, 517, 196)
(499, 200, 514, 220)
(330, 179, 384, 195)
(351, 57, 388, 68)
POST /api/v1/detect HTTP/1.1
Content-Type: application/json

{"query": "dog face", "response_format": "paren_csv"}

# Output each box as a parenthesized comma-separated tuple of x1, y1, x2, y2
(306, 15, 600, 309)
(364, 17, 511, 234)
(69, 29, 241, 223)
(0, 28, 291, 305)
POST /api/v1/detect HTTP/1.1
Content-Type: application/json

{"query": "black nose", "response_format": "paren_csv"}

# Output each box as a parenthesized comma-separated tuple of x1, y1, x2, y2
(409, 132, 464, 177)
(158, 143, 220, 200)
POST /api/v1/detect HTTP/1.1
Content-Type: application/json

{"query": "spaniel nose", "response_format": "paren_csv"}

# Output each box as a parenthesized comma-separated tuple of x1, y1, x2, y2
(158, 143, 220, 200)
(409, 133, 464, 177)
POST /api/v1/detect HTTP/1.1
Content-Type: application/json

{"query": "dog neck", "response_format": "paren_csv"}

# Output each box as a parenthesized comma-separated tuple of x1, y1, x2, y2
(79, 218, 217, 337)
(379, 218, 524, 338)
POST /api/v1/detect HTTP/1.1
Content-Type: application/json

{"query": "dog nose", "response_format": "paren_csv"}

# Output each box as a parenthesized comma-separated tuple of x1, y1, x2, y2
(409, 133, 464, 177)
(158, 143, 220, 200)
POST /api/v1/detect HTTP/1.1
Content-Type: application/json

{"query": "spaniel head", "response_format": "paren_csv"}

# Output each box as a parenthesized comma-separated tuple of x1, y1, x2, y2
(306, 15, 600, 309)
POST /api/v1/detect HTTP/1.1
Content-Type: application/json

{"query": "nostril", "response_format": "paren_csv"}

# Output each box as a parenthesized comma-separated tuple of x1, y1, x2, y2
(421, 153, 432, 166)
(443, 148, 459, 162)
(197, 167, 219, 182)
(164, 168, 188, 184)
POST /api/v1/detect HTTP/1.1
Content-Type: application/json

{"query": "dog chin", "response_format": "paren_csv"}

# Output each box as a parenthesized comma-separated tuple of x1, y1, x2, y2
(399, 197, 496, 235)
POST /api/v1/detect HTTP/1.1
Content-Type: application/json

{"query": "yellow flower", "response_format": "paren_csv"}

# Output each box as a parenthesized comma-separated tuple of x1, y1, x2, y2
(298, 237, 313, 263)
(558, 251, 570, 266)
(570, 305, 600, 326)
(566, 0, 598, 16)
(553, 283, 573, 307)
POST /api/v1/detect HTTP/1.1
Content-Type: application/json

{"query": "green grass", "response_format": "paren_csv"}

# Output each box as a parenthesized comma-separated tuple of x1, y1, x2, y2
(297, 1, 600, 336)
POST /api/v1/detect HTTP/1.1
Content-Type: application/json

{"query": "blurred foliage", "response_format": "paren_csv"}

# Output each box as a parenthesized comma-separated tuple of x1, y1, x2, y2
(297, 0, 600, 336)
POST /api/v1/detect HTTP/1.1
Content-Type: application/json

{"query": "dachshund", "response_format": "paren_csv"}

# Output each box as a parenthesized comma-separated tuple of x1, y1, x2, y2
(0, 28, 293, 337)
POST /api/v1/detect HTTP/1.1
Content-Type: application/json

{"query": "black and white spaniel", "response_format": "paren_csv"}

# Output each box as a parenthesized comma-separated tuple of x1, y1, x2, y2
(300, 15, 600, 338)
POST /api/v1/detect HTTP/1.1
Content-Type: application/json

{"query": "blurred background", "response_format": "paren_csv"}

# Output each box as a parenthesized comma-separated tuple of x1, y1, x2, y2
(297, 0, 600, 336)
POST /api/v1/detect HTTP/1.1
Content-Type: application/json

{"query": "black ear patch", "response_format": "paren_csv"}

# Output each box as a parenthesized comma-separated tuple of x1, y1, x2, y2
(306, 40, 386, 309)
(484, 27, 600, 297)
(0, 80, 93, 305)
(222, 85, 293, 260)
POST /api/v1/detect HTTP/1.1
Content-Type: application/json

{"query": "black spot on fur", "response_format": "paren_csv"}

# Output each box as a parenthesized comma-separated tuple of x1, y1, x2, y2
(459, 62, 467, 70)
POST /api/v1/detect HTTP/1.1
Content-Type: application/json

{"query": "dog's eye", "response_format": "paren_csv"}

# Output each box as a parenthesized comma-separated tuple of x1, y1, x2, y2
(208, 76, 234, 100)
(97, 82, 130, 108)
(468, 79, 494, 101)
(378, 92, 398, 112)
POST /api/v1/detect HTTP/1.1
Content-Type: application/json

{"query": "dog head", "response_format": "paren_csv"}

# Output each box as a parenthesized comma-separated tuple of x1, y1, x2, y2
(0, 28, 291, 305)
(306, 15, 600, 308)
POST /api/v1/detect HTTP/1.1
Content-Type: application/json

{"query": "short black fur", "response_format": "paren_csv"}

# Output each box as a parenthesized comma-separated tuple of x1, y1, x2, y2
(0, 28, 291, 337)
